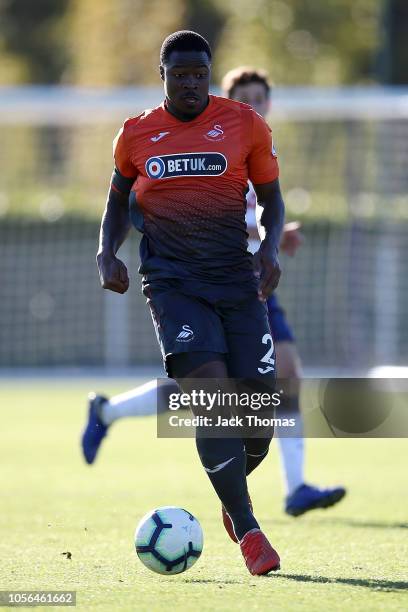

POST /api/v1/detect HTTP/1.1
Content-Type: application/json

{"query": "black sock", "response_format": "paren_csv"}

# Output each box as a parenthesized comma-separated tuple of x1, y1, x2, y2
(245, 437, 272, 476)
(195, 435, 258, 541)
(245, 449, 269, 476)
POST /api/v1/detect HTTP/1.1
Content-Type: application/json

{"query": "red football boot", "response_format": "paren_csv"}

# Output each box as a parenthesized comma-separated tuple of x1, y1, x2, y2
(221, 495, 253, 543)
(240, 528, 280, 575)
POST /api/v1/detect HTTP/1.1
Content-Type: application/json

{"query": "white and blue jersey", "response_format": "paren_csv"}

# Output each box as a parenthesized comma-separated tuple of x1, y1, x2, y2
(245, 183, 295, 343)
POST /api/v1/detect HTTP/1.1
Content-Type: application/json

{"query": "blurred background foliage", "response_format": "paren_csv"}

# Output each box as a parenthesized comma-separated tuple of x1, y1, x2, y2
(0, 0, 406, 86)
(1, 0, 408, 368)
(0, 0, 407, 221)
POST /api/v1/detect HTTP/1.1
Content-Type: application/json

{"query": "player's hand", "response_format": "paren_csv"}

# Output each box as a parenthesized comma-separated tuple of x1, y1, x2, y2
(96, 252, 129, 294)
(253, 239, 281, 301)
(280, 221, 303, 256)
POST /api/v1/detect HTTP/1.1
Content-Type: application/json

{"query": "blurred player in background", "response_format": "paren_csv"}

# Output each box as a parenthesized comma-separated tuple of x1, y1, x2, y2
(82, 64, 345, 519)
(90, 31, 284, 575)
(222, 67, 346, 516)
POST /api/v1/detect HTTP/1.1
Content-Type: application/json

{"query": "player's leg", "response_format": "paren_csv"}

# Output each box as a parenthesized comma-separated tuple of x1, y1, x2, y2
(269, 296, 346, 515)
(81, 279, 208, 465)
(274, 339, 305, 497)
(266, 294, 306, 498)
(147, 283, 263, 553)
(81, 379, 179, 464)
(101, 379, 179, 424)
(223, 294, 277, 476)
(168, 351, 259, 543)
(220, 294, 280, 573)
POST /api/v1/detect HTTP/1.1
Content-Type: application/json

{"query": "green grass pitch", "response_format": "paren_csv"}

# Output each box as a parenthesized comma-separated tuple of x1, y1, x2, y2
(1, 380, 407, 611)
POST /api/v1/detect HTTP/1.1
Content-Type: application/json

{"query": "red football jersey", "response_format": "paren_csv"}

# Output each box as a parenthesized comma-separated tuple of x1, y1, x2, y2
(113, 94, 279, 284)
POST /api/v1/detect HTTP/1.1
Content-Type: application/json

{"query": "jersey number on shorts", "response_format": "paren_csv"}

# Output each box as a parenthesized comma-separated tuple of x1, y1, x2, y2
(258, 334, 275, 374)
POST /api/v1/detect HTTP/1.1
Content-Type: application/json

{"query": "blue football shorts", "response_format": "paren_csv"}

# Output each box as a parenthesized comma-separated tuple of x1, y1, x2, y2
(144, 279, 277, 380)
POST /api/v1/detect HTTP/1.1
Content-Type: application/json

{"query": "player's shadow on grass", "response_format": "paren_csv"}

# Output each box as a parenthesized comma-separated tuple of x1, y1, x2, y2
(274, 573, 408, 593)
(263, 517, 408, 530)
(307, 517, 408, 531)
(183, 579, 242, 585)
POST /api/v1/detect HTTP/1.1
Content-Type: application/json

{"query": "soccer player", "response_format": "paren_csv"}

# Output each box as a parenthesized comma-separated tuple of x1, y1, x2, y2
(82, 65, 346, 518)
(93, 31, 284, 575)
(222, 67, 346, 516)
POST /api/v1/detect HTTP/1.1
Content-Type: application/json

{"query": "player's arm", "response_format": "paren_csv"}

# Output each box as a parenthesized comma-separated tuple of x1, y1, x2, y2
(253, 178, 285, 300)
(247, 110, 284, 300)
(97, 127, 137, 294)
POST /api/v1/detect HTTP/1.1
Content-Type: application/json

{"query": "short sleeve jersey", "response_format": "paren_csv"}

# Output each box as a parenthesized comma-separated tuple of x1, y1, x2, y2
(113, 94, 279, 285)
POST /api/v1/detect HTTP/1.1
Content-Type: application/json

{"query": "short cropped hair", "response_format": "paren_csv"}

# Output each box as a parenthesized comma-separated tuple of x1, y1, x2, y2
(221, 67, 271, 99)
(160, 30, 212, 65)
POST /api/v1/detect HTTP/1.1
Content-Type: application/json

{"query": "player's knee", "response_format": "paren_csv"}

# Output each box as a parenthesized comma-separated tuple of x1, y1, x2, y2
(245, 436, 272, 458)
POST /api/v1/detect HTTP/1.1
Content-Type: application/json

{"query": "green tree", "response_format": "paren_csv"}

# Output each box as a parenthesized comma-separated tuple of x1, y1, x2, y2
(0, 0, 393, 88)
(0, 0, 69, 83)
(184, 0, 227, 53)
(378, 0, 408, 84)
(212, 0, 382, 85)
(64, 0, 185, 85)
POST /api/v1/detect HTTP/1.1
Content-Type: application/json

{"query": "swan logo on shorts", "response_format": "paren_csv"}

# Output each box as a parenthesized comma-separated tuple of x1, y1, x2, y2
(176, 324, 194, 342)
(145, 152, 227, 179)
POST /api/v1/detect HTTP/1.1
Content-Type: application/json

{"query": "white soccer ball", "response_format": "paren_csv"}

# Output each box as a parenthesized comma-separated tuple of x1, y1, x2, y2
(135, 506, 203, 575)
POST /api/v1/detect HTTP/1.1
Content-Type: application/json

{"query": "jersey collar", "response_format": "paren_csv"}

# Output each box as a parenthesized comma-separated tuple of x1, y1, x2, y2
(161, 95, 214, 125)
